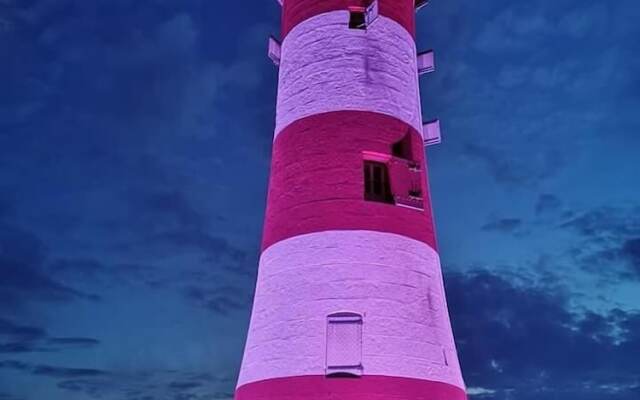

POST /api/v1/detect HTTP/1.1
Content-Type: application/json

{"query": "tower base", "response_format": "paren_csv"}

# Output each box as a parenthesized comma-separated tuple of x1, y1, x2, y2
(236, 375, 467, 400)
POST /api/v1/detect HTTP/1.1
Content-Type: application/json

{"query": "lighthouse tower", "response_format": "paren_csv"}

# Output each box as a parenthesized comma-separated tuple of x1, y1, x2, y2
(236, 0, 466, 399)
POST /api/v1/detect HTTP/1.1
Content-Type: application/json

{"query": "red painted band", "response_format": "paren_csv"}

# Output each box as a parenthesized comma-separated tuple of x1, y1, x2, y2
(282, 0, 416, 39)
(236, 375, 467, 400)
(261, 111, 437, 252)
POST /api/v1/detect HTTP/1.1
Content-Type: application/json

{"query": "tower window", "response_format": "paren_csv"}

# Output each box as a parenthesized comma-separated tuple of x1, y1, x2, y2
(392, 133, 413, 160)
(349, 8, 366, 29)
(364, 161, 393, 204)
(326, 312, 363, 377)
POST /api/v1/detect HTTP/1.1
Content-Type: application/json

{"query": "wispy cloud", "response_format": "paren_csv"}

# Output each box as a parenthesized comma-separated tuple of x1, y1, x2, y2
(446, 268, 640, 399)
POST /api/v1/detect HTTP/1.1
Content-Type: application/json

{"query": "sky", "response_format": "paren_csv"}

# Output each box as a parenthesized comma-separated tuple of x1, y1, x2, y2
(0, 0, 639, 399)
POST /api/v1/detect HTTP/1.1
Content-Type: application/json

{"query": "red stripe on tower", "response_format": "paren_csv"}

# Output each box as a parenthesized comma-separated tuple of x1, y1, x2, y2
(236, 1, 467, 399)
(281, 0, 416, 38)
(263, 111, 437, 251)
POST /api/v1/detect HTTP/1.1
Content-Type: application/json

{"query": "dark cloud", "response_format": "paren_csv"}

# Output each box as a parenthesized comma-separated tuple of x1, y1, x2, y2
(560, 207, 640, 279)
(48, 258, 106, 280)
(462, 144, 565, 188)
(49, 258, 162, 288)
(168, 381, 203, 390)
(0, 225, 99, 310)
(0, 318, 52, 354)
(32, 365, 108, 379)
(52, 369, 233, 400)
(481, 218, 523, 234)
(142, 191, 206, 231)
(0, 393, 26, 400)
(621, 238, 640, 275)
(445, 269, 640, 399)
(0, 360, 30, 371)
(0, 342, 48, 353)
(56, 379, 110, 397)
(183, 285, 249, 316)
(0, 318, 46, 341)
(535, 194, 562, 215)
(0, 317, 100, 354)
(561, 207, 640, 238)
(148, 230, 245, 261)
(46, 337, 100, 348)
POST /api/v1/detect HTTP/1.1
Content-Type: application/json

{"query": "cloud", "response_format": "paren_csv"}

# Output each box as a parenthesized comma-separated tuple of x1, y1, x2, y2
(462, 144, 564, 188)
(46, 337, 100, 348)
(473, 5, 554, 53)
(0, 361, 30, 371)
(0, 317, 100, 354)
(445, 269, 640, 399)
(481, 218, 524, 235)
(183, 285, 249, 316)
(535, 194, 562, 215)
(141, 191, 206, 231)
(561, 207, 640, 238)
(2, 361, 235, 400)
(32, 365, 108, 379)
(0, 224, 100, 311)
(48, 258, 162, 288)
(0, 393, 26, 400)
(55, 379, 111, 398)
(560, 206, 640, 279)
(621, 238, 640, 276)
(169, 381, 203, 390)
(0, 318, 46, 341)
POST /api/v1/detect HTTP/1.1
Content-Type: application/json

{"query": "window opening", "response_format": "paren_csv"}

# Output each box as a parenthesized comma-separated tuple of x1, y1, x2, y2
(364, 161, 393, 204)
(392, 133, 413, 160)
(349, 8, 366, 30)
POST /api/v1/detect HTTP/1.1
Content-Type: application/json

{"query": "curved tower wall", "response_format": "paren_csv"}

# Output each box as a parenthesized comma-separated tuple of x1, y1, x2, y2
(236, 1, 467, 399)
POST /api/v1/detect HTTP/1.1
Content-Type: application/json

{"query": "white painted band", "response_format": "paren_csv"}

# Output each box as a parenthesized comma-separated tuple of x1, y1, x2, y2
(275, 11, 423, 139)
(237, 230, 465, 390)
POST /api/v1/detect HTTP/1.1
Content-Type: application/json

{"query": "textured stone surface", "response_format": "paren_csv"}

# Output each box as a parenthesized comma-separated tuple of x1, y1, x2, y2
(262, 111, 436, 251)
(238, 231, 465, 390)
(281, 0, 416, 39)
(236, 3, 468, 399)
(276, 12, 422, 138)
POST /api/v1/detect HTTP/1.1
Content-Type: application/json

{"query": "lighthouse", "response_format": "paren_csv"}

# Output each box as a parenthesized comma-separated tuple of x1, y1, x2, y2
(236, 0, 466, 399)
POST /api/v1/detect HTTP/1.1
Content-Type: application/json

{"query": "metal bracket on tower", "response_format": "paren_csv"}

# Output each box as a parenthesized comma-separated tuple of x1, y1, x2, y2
(423, 119, 442, 147)
(268, 36, 281, 67)
(366, 0, 380, 27)
(415, 0, 431, 12)
(417, 50, 435, 75)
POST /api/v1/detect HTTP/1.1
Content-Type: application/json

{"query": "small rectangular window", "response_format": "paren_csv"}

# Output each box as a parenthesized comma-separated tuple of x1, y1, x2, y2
(364, 161, 393, 204)
(326, 313, 363, 377)
(349, 8, 366, 30)
(392, 133, 413, 160)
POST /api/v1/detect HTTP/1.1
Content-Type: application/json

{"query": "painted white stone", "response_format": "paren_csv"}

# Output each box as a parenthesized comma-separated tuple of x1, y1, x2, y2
(275, 11, 422, 139)
(237, 230, 465, 390)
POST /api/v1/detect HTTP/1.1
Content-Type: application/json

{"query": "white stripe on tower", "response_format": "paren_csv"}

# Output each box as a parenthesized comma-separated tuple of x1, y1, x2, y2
(237, 230, 464, 390)
(275, 11, 422, 139)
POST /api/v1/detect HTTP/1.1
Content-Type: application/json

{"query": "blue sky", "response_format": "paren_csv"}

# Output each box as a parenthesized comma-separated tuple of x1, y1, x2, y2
(0, 1, 639, 399)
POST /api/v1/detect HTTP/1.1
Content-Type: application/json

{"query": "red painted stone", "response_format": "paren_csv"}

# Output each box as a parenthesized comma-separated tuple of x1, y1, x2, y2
(261, 111, 438, 252)
(236, 375, 467, 400)
(282, 0, 416, 39)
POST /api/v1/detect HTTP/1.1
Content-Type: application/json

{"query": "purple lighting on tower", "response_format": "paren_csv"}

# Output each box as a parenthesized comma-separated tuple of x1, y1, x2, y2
(236, 1, 467, 399)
